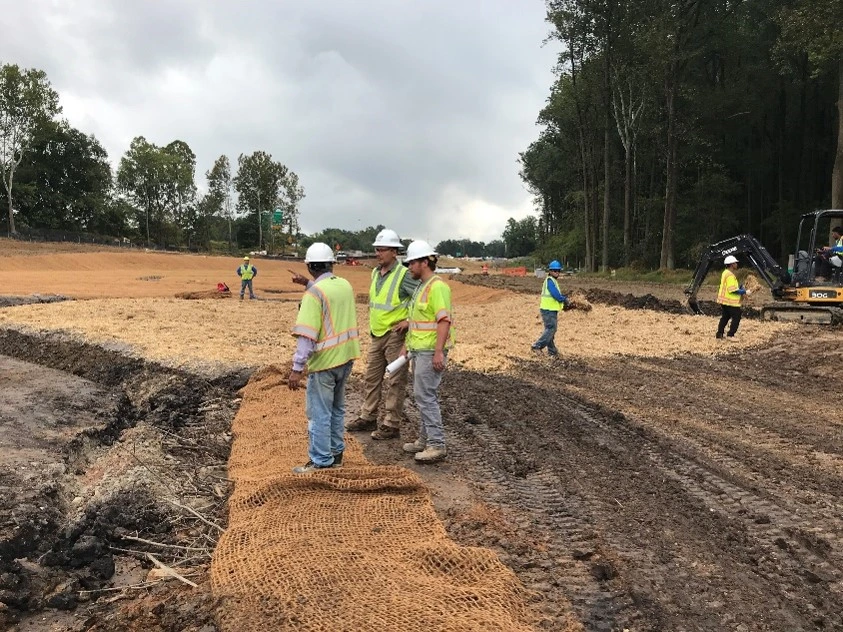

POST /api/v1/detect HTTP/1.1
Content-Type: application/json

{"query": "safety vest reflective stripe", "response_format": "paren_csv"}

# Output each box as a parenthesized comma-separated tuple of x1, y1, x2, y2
(292, 324, 318, 338)
(307, 285, 335, 337)
(717, 269, 741, 307)
(410, 321, 438, 331)
(315, 328, 360, 351)
(240, 264, 254, 280)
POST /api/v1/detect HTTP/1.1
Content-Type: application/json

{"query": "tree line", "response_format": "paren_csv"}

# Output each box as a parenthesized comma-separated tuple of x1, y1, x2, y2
(0, 63, 305, 251)
(519, 0, 843, 271)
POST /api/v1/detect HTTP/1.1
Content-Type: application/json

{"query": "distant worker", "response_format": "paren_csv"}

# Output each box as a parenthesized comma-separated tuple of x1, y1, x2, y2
(715, 255, 747, 340)
(237, 256, 257, 300)
(345, 228, 420, 440)
(816, 226, 843, 280)
(287, 243, 361, 473)
(400, 240, 454, 464)
(531, 260, 567, 357)
(481, 262, 489, 276)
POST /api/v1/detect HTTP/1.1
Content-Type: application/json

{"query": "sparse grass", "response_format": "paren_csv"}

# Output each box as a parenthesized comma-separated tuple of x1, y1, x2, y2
(576, 267, 705, 285)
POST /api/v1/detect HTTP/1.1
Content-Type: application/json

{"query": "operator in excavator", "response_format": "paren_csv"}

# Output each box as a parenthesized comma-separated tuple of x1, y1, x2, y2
(715, 255, 748, 340)
(816, 226, 843, 280)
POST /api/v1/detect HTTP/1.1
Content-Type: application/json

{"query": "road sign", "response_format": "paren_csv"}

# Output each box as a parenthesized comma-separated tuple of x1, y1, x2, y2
(272, 209, 283, 225)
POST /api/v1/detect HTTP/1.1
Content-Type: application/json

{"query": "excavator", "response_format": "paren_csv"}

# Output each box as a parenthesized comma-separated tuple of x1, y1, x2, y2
(684, 209, 843, 324)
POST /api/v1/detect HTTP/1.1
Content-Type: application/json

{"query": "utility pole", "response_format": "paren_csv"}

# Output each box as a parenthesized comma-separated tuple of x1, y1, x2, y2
(257, 189, 262, 252)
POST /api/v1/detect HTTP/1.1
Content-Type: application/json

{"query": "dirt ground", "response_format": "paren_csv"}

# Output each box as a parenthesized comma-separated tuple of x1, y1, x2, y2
(1, 240, 841, 631)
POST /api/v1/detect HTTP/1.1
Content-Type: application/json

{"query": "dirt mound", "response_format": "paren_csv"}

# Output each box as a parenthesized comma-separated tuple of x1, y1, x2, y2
(566, 290, 592, 312)
(0, 294, 70, 308)
(175, 289, 231, 300)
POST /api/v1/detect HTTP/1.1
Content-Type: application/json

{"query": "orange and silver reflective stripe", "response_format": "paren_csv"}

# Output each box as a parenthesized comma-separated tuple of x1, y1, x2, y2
(315, 327, 360, 351)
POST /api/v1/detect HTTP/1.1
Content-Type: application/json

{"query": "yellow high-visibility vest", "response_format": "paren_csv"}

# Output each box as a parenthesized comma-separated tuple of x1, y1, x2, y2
(406, 275, 455, 352)
(292, 276, 361, 371)
(539, 276, 564, 312)
(240, 264, 255, 280)
(368, 264, 410, 336)
(716, 269, 741, 307)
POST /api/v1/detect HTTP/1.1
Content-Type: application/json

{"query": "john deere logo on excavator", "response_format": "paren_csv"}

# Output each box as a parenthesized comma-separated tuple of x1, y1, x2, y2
(809, 290, 838, 299)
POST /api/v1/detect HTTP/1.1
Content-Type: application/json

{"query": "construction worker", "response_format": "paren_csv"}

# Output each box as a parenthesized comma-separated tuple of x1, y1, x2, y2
(288, 243, 361, 473)
(399, 240, 454, 464)
(345, 228, 420, 440)
(816, 226, 843, 280)
(716, 255, 747, 340)
(531, 260, 567, 357)
(237, 256, 257, 300)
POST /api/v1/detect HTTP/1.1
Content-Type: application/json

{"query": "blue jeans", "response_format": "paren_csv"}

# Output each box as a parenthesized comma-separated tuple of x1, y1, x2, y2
(412, 351, 447, 449)
(532, 309, 559, 355)
(305, 361, 353, 466)
(240, 279, 254, 299)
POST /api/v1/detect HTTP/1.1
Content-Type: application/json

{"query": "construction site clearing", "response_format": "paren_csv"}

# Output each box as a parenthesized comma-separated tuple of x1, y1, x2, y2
(0, 239, 841, 632)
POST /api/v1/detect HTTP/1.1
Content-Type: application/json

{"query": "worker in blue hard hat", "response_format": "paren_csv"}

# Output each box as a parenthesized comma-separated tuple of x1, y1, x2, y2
(531, 260, 567, 357)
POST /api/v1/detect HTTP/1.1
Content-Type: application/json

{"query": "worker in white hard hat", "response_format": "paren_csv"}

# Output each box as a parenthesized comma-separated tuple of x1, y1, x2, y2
(287, 242, 361, 473)
(236, 255, 258, 300)
(346, 228, 420, 440)
(398, 240, 454, 464)
(715, 254, 747, 340)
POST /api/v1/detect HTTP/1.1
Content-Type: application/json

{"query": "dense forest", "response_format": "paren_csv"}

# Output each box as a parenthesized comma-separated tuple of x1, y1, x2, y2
(520, 0, 843, 270)
(0, 64, 304, 252)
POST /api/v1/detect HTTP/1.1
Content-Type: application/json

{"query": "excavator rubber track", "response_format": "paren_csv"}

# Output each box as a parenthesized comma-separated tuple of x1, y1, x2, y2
(760, 303, 843, 325)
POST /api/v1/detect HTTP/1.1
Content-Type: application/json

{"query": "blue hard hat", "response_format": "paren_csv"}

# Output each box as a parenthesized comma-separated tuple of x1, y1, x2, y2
(548, 260, 562, 271)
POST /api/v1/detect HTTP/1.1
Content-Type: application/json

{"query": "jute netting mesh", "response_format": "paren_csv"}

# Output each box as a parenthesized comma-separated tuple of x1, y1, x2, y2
(211, 366, 537, 631)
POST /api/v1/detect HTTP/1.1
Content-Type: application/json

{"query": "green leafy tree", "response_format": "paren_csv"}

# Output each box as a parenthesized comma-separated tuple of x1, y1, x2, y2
(206, 155, 232, 248)
(0, 64, 61, 234)
(14, 119, 112, 230)
(776, 0, 843, 208)
(233, 151, 288, 250)
(502, 217, 539, 258)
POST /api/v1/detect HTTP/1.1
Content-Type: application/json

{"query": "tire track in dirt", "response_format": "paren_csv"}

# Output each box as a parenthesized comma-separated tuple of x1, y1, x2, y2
(441, 368, 843, 630)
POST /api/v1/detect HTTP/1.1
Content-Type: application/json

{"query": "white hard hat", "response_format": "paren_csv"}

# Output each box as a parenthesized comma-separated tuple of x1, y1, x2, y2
(372, 228, 403, 249)
(724, 255, 738, 265)
(831, 255, 842, 268)
(305, 242, 336, 263)
(403, 240, 437, 263)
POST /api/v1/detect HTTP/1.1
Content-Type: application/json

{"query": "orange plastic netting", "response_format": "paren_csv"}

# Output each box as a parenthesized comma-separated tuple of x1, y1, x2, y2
(210, 367, 537, 631)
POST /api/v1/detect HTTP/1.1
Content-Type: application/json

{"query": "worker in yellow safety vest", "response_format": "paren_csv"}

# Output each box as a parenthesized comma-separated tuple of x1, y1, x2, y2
(236, 256, 257, 300)
(531, 260, 568, 357)
(288, 243, 361, 473)
(398, 240, 454, 464)
(345, 228, 420, 440)
(715, 255, 748, 340)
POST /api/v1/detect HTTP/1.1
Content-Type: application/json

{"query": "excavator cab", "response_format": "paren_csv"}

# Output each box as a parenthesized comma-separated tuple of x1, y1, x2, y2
(792, 210, 843, 287)
(684, 210, 843, 325)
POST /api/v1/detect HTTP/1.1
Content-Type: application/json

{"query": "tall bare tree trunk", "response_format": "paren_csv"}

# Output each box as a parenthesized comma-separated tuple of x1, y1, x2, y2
(5, 184, 14, 235)
(624, 147, 631, 264)
(602, 125, 610, 272)
(660, 72, 678, 270)
(832, 55, 843, 209)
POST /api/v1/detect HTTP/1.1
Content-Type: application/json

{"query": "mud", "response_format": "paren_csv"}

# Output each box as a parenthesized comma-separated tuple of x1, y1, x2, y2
(0, 295, 70, 308)
(355, 323, 843, 631)
(0, 330, 248, 631)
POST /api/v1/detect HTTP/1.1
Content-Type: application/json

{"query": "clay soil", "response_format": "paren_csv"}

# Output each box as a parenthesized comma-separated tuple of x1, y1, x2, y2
(1, 240, 841, 631)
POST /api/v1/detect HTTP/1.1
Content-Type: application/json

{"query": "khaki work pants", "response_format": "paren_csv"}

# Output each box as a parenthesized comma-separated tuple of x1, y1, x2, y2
(360, 330, 408, 427)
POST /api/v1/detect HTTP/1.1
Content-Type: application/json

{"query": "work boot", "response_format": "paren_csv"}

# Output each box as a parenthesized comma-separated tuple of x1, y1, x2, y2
(345, 417, 376, 431)
(403, 440, 425, 454)
(331, 451, 343, 468)
(414, 445, 447, 463)
(292, 460, 332, 474)
(371, 425, 399, 440)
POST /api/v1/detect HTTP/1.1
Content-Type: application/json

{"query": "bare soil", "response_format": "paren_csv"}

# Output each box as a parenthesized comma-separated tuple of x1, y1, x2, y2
(2, 242, 840, 631)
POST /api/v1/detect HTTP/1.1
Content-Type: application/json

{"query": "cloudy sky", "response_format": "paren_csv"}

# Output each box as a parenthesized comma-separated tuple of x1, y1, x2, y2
(4, 0, 558, 245)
